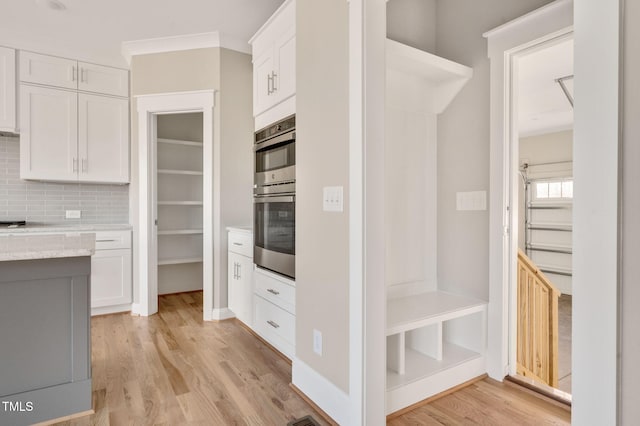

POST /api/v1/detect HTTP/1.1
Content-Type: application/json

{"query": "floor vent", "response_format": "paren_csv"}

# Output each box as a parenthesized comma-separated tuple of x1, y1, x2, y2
(287, 415, 321, 426)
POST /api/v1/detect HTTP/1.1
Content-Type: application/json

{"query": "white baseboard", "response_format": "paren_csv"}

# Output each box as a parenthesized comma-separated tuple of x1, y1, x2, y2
(292, 358, 350, 425)
(91, 303, 132, 317)
(210, 307, 235, 321)
(130, 303, 142, 316)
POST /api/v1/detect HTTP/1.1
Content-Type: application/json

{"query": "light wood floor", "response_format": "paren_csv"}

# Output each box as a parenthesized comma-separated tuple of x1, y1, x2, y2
(53, 291, 570, 426)
(53, 292, 329, 426)
(389, 379, 570, 425)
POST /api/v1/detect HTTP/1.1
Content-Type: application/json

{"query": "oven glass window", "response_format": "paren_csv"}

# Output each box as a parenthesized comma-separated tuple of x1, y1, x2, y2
(254, 200, 295, 255)
(256, 142, 295, 173)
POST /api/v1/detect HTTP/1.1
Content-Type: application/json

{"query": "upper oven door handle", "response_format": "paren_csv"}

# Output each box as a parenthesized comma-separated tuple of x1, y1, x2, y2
(254, 195, 295, 204)
(254, 131, 295, 152)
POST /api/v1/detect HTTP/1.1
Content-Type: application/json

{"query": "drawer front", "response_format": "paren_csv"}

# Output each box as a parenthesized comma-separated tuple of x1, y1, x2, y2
(254, 270, 295, 313)
(254, 295, 295, 347)
(94, 230, 131, 250)
(228, 231, 252, 257)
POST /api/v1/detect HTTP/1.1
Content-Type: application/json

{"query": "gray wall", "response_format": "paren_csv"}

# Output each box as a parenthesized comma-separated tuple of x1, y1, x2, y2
(0, 135, 128, 225)
(387, 0, 436, 54)
(621, 0, 640, 422)
(434, 0, 553, 299)
(296, 0, 350, 392)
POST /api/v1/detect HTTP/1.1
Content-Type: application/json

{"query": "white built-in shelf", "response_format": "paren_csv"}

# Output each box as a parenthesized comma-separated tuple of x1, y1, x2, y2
(157, 201, 203, 206)
(157, 229, 203, 236)
(386, 38, 473, 114)
(527, 222, 572, 232)
(157, 169, 203, 176)
(157, 138, 203, 148)
(387, 291, 487, 336)
(386, 343, 482, 391)
(158, 257, 203, 266)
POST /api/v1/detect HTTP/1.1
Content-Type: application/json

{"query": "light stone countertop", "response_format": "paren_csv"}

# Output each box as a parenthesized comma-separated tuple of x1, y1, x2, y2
(226, 225, 252, 234)
(0, 223, 132, 234)
(0, 233, 96, 262)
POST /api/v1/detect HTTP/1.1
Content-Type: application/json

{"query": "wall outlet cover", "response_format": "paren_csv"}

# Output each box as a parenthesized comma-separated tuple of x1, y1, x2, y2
(313, 329, 323, 356)
(65, 210, 81, 219)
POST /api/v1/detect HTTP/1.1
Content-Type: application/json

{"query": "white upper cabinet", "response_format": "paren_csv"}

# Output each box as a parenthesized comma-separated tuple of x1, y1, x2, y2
(78, 94, 129, 183)
(0, 47, 17, 133)
(20, 51, 129, 97)
(250, 0, 296, 118)
(20, 85, 78, 181)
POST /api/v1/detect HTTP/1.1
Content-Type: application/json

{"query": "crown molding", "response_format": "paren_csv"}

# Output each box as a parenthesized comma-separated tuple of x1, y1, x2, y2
(121, 31, 250, 64)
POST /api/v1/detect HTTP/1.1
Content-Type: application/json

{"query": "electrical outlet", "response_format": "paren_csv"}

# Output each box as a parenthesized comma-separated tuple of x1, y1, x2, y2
(65, 210, 81, 219)
(313, 329, 323, 356)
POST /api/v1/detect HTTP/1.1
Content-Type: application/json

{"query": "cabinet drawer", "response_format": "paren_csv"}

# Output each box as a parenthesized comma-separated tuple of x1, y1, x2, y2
(254, 269, 295, 313)
(254, 295, 295, 348)
(228, 231, 252, 257)
(94, 230, 131, 250)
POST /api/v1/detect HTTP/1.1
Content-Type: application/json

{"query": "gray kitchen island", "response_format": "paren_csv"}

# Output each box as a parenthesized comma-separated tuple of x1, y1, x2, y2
(0, 233, 94, 426)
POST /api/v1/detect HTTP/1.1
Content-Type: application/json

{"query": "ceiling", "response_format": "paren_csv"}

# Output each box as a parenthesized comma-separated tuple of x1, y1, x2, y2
(518, 39, 574, 138)
(0, 0, 285, 68)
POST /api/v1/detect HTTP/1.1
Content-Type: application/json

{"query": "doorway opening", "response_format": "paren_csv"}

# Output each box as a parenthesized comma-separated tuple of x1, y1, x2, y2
(509, 33, 573, 400)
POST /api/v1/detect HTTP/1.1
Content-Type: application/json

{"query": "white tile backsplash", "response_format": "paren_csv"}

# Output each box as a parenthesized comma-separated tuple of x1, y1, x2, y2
(0, 136, 129, 224)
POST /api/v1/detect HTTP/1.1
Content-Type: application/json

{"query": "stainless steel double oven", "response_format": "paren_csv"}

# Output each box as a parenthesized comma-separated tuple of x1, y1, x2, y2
(253, 115, 295, 279)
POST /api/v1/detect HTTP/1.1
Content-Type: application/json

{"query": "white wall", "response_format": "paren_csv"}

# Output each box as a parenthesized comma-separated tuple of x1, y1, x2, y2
(435, 0, 553, 300)
(621, 0, 640, 422)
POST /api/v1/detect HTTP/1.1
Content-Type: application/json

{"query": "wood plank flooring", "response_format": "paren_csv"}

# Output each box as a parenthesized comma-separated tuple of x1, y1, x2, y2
(52, 291, 570, 426)
(53, 292, 329, 426)
(389, 378, 571, 426)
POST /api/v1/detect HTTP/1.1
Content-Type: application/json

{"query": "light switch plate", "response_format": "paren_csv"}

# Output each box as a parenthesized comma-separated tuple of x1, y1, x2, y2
(65, 210, 81, 219)
(456, 191, 486, 211)
(323, 186, 343, 212)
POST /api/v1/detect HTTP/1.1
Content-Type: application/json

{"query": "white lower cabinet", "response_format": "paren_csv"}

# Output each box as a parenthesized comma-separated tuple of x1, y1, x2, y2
(253, 268, 295, 360)
(91, 230, 132, 315)
(227, 228, 254, 326)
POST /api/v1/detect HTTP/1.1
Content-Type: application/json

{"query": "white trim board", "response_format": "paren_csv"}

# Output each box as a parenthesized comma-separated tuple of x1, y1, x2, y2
(211, 308, 235, 321)
(122, 31, 251, 65)
(291, 358, 351, 425)
(135, 90, 215, 320)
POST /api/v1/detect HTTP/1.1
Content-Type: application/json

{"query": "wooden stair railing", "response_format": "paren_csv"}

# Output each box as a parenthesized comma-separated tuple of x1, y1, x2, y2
(516, 249, 560, 388)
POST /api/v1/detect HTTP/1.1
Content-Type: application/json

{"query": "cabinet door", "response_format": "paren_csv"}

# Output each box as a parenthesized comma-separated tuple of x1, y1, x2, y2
(274, 30, 296, 105)
(78, 94, 129, 183)
(19, 51, 77, 90)
(253, 50, 275, 117)
(91, 248, 132, 308)
(78, 62, 129, 97)
(20, 85, 78, 181)
(236, 255, 254, 326)
(228, 253, 241, 318)
(0, 47, 16, 132)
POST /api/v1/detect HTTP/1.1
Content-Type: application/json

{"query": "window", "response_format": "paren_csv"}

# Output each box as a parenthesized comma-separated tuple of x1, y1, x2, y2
(534, 179, 573, 200)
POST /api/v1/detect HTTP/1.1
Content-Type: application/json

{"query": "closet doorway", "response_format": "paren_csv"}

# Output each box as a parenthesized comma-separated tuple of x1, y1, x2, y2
(136, 91, 215, 319)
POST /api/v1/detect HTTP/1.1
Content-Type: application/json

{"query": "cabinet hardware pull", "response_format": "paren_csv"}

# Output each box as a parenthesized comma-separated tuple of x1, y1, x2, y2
(267, 288, 280, 295)
(267, 73, 273, 95)
(72, 158, 78, 172)
(71, 66, 77, 82)
(96, 239, 117, 242)
(271, 71, 278, 92)
(233, 262, 238, 279)
(237, 263, 241, 279)
(267, 320, 280, 329)
(82, 158, 87, 172)
(233, 242, 243, 246)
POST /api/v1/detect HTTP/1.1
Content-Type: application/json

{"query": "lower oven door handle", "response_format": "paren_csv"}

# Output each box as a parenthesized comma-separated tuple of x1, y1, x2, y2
(254, 195, 295, 203)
